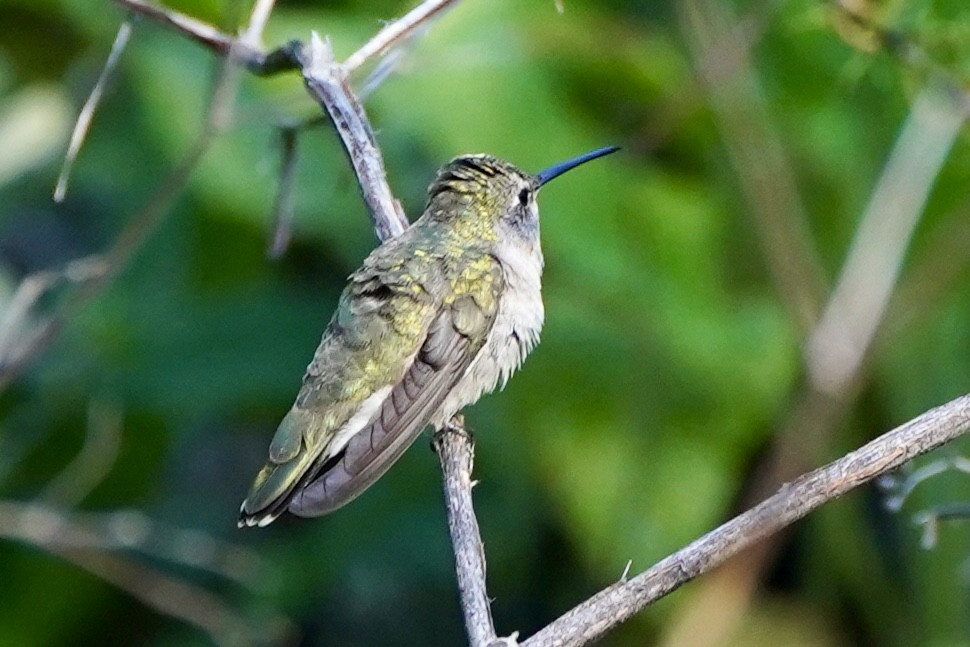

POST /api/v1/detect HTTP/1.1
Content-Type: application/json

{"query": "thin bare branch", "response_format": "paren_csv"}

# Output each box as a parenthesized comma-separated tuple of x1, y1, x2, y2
(343, 0, 461, 73)
(0, 500, 267, 588)
(58, 548, 291, 646)
(112, 0, 237, 57)
(110, 0, 458, 80)
(40, 399, 123, 506)
(109, 0, 300, 75)
(54, 20, 133, 203)
(433, 420, 497, 647)
(241, 0, 276, 46)
(267, 126, 299, 258)
(524, 394, 970, 647)
(300, 33, 409, 240)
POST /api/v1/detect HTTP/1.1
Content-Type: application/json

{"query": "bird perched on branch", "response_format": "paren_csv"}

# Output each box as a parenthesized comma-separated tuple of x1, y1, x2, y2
(239, 146, 619, 527)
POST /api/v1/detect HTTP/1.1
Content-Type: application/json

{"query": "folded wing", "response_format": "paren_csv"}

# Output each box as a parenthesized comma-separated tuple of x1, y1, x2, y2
(288, 292, 495, 516)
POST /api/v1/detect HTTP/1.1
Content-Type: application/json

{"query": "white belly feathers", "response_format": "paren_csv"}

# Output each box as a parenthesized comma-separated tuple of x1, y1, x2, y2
(431, 240, 544, 428)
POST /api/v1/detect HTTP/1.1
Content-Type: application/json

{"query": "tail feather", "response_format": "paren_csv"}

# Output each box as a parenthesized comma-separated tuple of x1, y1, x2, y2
(238, 448, 317, 528)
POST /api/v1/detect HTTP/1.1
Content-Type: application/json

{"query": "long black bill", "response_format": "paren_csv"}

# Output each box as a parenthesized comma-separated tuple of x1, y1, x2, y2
(535, 145, 620, 188)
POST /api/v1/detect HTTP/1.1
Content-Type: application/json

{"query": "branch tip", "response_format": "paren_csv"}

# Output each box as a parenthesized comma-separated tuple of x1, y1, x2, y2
(306, 31, 337, 75)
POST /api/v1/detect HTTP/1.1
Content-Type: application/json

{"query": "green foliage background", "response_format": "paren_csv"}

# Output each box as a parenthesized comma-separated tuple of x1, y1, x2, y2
(2, 0, 970, 645)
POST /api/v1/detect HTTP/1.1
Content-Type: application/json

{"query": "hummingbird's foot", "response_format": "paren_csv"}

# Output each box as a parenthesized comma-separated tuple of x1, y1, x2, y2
(430, 414, 474, 452)
(446, 413, 472, 438)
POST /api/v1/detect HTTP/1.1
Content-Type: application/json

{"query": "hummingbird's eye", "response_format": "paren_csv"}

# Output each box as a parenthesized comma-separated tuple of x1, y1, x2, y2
(518, 188, 531, 206)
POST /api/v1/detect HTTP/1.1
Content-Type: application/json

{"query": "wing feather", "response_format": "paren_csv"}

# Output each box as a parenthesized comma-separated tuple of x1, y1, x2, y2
(288, 297, 488, 516)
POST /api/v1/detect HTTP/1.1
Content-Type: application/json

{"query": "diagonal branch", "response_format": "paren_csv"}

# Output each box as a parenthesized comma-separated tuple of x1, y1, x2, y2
(804, 84, 965, 395)
(299, 34, 408, 239)
(662, 5, 969, 643)
(35, 4, 970, 647)
(522, 393, 970, 647)
(54, 20, 133, 203)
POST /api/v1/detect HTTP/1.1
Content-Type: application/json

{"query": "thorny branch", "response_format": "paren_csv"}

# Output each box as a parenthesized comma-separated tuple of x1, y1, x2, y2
(107, 0, 453, 241)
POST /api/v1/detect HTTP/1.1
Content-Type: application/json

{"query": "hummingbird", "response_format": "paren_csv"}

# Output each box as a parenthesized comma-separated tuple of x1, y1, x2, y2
(239, 146, 619, 527)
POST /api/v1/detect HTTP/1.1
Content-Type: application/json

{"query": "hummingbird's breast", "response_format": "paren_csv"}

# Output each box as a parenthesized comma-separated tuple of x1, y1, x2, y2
(432, 239, 544, 427)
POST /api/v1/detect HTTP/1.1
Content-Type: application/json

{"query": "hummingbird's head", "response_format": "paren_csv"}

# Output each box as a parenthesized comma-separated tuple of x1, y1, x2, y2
(425, 155, 536, 243)
(424, 147, 620, 244)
